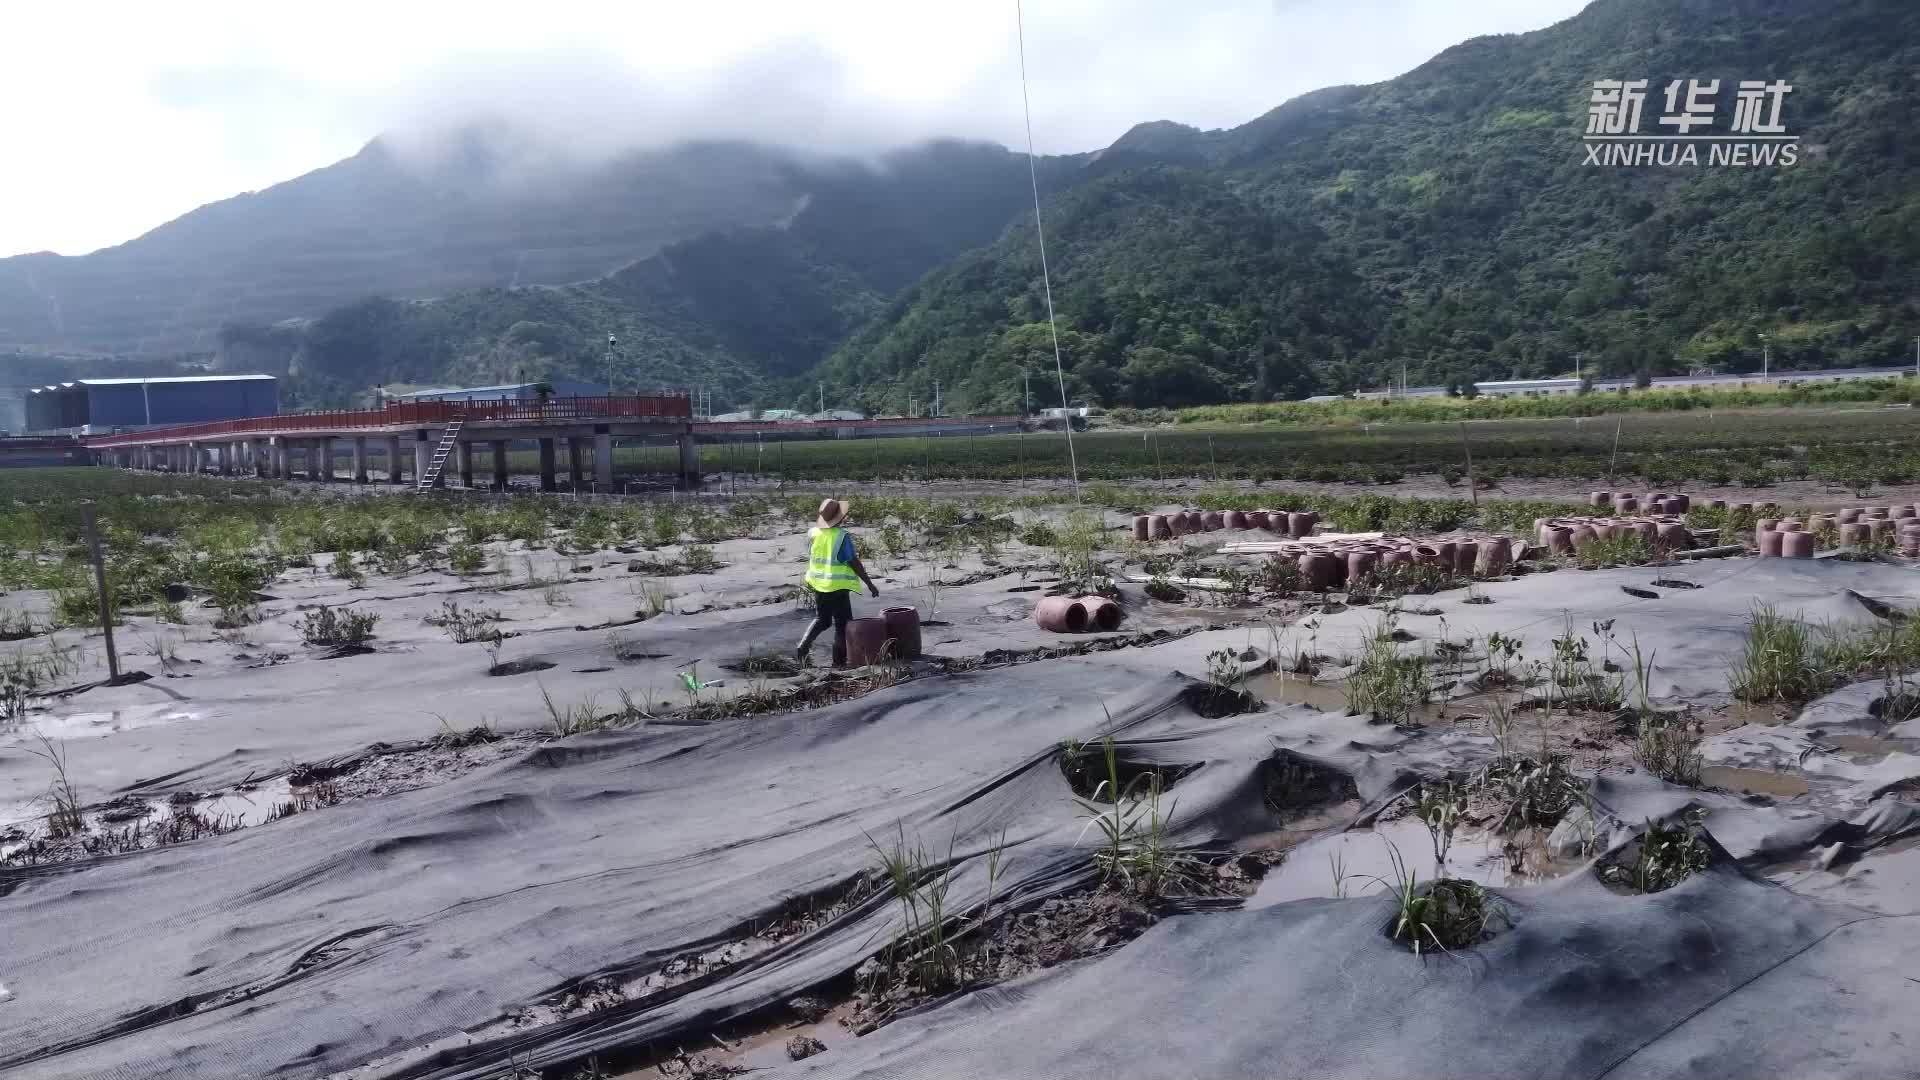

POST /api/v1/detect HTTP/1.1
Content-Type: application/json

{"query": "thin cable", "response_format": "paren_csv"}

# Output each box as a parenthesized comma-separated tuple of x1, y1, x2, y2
(1015, 0, 1079, 501)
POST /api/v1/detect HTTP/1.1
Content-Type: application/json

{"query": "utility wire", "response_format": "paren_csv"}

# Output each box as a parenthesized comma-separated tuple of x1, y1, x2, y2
(1016, 0, 1080, 500)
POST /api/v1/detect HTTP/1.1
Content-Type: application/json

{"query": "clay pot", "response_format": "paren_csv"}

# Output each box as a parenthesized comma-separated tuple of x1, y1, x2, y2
(1413, 544, 1442, 567)
(1034, 596, 1089, 633)
(1260, 511, 1287, 533)
(1780, 531, 1815, 559)
(1186, 511, 1206, 533)
(1655, 521, 1692, 551)
(1757, 528, 1783, 557)
(1346, 550, 1378, 583)
(1648, 492, 1670, 506)
(1477, 542, 1511, 577)
(1665, 494, 1690, 514)
(1614, 497, 1639, 514)
(1225, 510, 1249, 530)
(1452, 541, 1480, 575)
(1840, 522, 1873, 546)
(1729, 502, 1753, 515)
(1569, 525, 1598, 550)
(1708, 498, 1728, 511)
(1288, 511, 1318, 539)
(1299, 552, 1342, 590)
(1431, 540, 1458, 568)
(1647, 499, 1669, 515)
(1628, 520, 1659, 546)
(1544, 526, 1573, 554)
(1078, 595, 1123, 632)
(1589, 491, 1612, 508)
(1201, 510, 1224, 531)
(1871, 519, 1897, 542)
(1381, 549, 1414, 569)
(1777, 519, 1804, 533)
(881, 606, 923, 659)
(1132, 516, 1151, 541)
(1592, 522, 1619, 541)
(1868, 507, 1892, 519)
(1755, 518, 1779, 533)
(1895, 507, 1917, 520)
(1244, 511, 1268, 530)
(1838, 508, 1863, 524)
(1167, 513, 1188, 537)
(1148, 515, 1172, 541)
(845, 617, 893, 666)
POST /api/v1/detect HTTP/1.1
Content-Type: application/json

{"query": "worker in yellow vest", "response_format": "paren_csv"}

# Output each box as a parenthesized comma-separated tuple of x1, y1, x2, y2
(796, 498, 879, 667)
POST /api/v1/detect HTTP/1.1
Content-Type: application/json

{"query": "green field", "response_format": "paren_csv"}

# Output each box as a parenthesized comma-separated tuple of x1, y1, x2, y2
(639, 406, 1920, 491)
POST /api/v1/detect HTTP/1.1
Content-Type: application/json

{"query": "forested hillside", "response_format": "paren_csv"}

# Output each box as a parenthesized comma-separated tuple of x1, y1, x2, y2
(813, 0, 1920, 412)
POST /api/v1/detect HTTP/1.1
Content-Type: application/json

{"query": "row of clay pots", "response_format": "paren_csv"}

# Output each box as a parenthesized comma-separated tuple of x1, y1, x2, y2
(1589, 491, 1693, 515)
(1759, 516, 1920, 557)
(1833, 505, 1920, 523)
(1133, 509, 1320, 542)
(1294, 535, 1514, 590)
(1536, 515, 1694, 554)
(1034, 594, 1125, 633)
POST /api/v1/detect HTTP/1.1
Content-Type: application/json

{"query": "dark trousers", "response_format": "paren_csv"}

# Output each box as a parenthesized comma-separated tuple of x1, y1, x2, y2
(798, 587, 854, 666)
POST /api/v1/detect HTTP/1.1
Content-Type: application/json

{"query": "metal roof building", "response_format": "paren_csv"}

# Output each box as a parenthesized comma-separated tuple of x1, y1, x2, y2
(25, 375, 278, 434)
(389, 379, 606, 404)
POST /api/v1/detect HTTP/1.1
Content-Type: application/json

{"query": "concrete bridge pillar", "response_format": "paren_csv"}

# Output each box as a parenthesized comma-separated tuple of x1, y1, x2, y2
(187, 442, 201, 473)
(456, 441, 473, 488)
(491, 440, 509, 491)
(538, 437, 557, 492)
(413, 433, 437, 488)
(566, 437, 584, 490)
(678, 435, 702, 491)
(386, 436, 405, 485)
(352, 436, 369, 484)
(313, 440, 332, 482)
(594, 431, 613, 491)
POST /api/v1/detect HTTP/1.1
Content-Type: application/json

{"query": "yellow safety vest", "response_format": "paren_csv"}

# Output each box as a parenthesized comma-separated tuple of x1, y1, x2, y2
(805, 526, 860, 592)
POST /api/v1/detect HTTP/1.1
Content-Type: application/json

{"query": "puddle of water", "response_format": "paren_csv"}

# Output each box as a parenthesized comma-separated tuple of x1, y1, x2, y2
(1245, 672, 1349, 713)
(5, 704, 199, 741)
(1247, 815, 1584, 908)
(1700, 765, 1810, 798)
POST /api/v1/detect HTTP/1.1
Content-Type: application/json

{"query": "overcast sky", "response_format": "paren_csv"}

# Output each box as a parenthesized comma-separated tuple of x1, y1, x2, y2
(0, 0, 1588, 258)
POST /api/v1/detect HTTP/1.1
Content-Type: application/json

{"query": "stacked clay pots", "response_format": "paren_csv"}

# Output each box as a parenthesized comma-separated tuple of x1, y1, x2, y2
(1589, 490, 1694, 515)
(1764, 503, 1920, 558)
(1537, 513, 1695, 555)
(1132, 508, 1319, 542)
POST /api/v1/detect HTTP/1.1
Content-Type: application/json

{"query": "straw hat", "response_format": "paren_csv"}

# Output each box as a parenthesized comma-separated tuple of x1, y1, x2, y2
(815, 499, 849, 528)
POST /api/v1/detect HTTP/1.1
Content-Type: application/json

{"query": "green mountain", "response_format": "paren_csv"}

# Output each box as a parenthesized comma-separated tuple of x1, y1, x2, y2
(0, 133, 817, 360)
(816, 0, 1920, 411)
(237, 141, 1080, 408)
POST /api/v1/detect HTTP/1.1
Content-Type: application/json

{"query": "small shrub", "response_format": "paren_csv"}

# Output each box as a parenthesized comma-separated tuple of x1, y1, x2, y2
(1728, 604, 1820, 702)
(1018, 521, 1058, 548)
(448, 541, 487, 575)
(681, 545, 722, 574)
(435, 600, 503, 644)
(1600, 815, 1712, 894)
(1636, 714, 1703, 785)
(1345, 616, 1430, 725)
(330, 550, 366, 587)
(297, 605, 378, 646)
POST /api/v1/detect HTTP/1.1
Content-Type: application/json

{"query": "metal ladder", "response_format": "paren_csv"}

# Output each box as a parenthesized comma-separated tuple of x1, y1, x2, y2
(416, 416, 464, 491)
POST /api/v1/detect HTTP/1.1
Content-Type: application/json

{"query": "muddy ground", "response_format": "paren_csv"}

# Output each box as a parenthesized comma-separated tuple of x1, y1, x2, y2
(5, 491, 1920, 1080)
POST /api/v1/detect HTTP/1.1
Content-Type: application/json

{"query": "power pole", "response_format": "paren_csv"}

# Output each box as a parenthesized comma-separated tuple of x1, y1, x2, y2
(1023, 371, 1031, 415)
(605, 333, 617, 395)
(1761, 333, 1770, 380)
(817, 383, 824, 415)
(932, 381, 942, 418)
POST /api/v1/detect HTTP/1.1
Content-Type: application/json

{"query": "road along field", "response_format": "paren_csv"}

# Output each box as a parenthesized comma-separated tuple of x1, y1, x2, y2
(3, 469, 1920, 1079)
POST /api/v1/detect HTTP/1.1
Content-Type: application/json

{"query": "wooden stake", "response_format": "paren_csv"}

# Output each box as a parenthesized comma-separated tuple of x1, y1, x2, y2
(80, 502, 121, 681)
(1459, 422, 1478, 508)
(1607, 416, 1624, 487)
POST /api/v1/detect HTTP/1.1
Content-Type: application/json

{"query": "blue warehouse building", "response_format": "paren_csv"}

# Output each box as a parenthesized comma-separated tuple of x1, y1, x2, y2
(25, 374, 278, 433)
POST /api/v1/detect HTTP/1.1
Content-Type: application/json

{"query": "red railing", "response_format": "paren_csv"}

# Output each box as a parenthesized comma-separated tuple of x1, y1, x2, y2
(83, 394, 691, 447)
